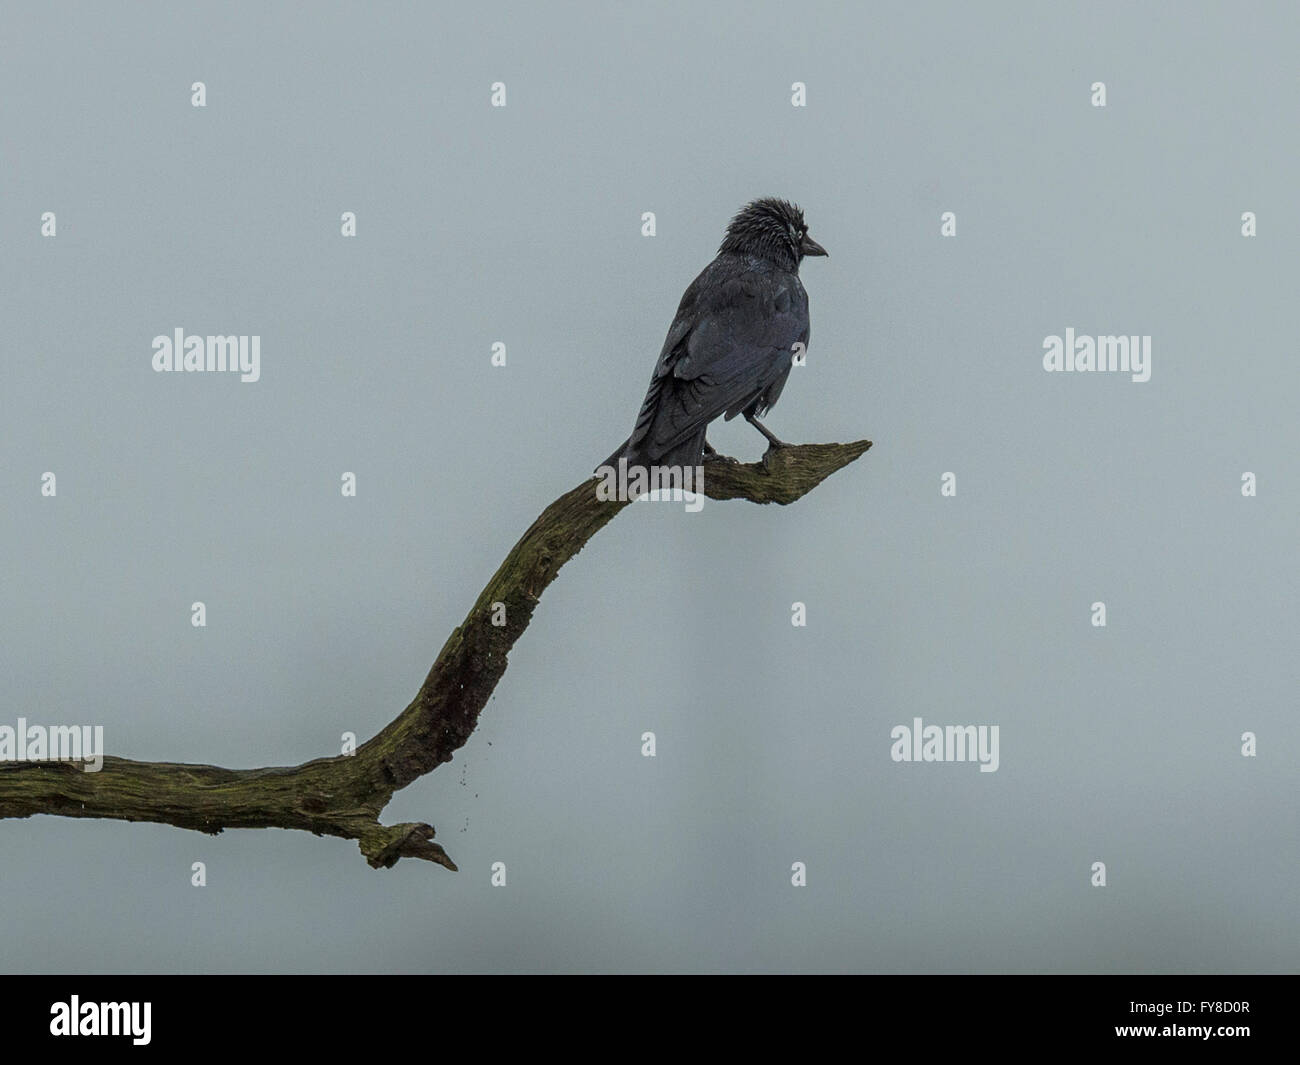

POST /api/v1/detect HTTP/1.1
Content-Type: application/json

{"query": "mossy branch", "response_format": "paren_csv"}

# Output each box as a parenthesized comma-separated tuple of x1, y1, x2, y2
(0, 439, 871, 870)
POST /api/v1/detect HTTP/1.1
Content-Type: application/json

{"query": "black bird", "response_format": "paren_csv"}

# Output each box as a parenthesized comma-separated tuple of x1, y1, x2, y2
(601, 198, 827, 472)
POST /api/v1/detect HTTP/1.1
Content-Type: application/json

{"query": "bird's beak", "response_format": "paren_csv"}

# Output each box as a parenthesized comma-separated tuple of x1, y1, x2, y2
(800, 232, 828, 258)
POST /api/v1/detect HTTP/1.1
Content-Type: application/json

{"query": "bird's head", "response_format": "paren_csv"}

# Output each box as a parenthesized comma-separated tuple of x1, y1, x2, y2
(719, 198, 828, 270)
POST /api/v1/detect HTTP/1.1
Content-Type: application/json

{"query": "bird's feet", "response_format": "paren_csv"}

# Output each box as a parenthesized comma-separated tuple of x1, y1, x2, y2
(760, 445, 786, 473)
(745, 413, 791, 452)
(702, 441, 739, 464)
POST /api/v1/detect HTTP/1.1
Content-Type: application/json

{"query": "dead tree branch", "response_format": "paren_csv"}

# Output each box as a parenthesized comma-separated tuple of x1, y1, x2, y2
(0, 440, 871, 870)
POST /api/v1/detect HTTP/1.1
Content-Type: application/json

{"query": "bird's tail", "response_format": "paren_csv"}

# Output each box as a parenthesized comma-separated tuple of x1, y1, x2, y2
(596, 436, 632, 473)
(595, 429, 706, 475)
(653, 429, 708, 471)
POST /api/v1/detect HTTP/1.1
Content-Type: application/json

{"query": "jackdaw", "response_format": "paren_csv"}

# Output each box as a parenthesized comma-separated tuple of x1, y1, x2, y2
(601, 198, 827, 473)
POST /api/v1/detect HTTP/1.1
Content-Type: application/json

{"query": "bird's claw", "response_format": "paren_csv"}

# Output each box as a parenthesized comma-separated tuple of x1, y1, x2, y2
(760, 444, 790, 472)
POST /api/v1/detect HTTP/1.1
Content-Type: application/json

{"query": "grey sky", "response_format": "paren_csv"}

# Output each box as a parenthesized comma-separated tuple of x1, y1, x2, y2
(1, 1, 1295, 973)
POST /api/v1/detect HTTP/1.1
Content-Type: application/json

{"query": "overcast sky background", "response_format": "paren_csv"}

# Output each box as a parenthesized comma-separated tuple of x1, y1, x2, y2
(1, 1, 1296, 973)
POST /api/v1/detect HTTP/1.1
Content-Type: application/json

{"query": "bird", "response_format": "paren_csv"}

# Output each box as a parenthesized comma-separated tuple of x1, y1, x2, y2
(600, 198, 827, 474)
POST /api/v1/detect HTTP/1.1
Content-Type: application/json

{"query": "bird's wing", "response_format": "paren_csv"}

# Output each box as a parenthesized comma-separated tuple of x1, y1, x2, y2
(630, 268, 808, 459)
